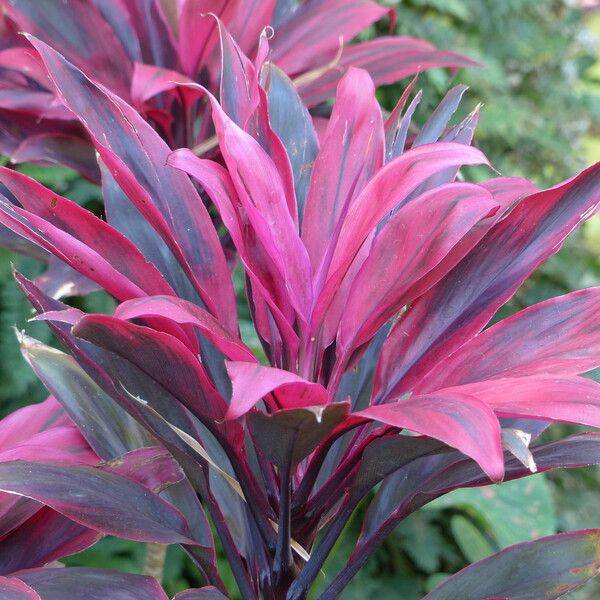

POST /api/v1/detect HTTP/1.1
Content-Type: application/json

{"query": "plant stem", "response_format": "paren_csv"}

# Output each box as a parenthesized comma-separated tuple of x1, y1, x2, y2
(273, 459, 294, 597)
(286, 494, 359, 600)
(143, 543, 167, 582)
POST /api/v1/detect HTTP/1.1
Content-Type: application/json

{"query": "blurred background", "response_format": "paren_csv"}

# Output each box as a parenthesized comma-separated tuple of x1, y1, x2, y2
(2, 0, 600, 597)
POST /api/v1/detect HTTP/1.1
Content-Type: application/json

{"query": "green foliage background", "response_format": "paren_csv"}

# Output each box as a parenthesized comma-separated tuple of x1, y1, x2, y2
(2, 0, 600, 597)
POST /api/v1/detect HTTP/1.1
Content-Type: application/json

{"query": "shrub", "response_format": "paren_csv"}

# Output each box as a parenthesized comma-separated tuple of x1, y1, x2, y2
(0, 0, 473, 180)
(0, 11, 600, 600)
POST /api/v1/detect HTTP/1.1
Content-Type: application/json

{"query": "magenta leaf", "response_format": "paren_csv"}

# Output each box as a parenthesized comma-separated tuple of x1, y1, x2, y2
(167, 149, 301, 359)
(16, 568, 169, 600)
(0, 166, 174, 301)
(98, 161, 198, 304)
(302, 67, 384, 272)
(130, 63, 194, 106)
(10, 134, 100, 182)
(226, 362, 329, 419)
(338, 182, 498, 354)
(298, 37, 480, 107)
(445, 375, 600, 429)
(423, 530, 600, 600)
(376, 162, 600, 401)
(355, 390, 504, 481)
(271, 0, 387, 76)
(205, 87, 313, 323)
(312, 142, 489, 321)
(0, 577, 40, 600)
(0, 507, 101, 576)
(4, 0, 132, 97)
(417, 287, 600, 393)
(27, 36, 237, 330)
(115, 296, 256, 362)
(173, 587, 229, 600)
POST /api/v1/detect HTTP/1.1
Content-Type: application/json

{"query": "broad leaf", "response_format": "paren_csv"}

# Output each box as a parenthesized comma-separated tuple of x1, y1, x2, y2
(225, 362, 329, 419)
(248, 403, 349, 467)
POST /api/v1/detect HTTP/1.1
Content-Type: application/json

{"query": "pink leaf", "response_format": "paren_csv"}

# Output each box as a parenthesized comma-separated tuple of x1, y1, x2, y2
(226, 362, 329, 420)
(355, 391, 504, 481)
(375, 162, 600, 402)
(115, 295, 256, 362)
(302, 67, 384, 272)
(338, 183, 498, 354)
(417, 287, 600, 393)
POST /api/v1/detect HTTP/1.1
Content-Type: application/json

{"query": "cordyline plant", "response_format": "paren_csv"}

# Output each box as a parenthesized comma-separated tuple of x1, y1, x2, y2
(0, 0, 475, 300)
(0, 0, 474, 181)
(2, 19, 600, 600)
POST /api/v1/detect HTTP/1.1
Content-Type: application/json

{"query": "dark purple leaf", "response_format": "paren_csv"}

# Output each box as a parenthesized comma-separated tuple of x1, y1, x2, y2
(17, 568, 169, 600)
(0, 461, 196, 544)
(423, 530, 600, 600)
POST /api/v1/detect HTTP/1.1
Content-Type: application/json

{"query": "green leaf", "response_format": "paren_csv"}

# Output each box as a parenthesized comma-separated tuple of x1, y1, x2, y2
(428, 474, 556, 547)
(450, 515, 495, 563)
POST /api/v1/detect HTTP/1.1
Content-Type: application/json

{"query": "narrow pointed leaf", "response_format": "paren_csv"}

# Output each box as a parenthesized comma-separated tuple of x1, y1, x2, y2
(302, 67, 384, 271)
(0, 165, 173, 300)
(413, 85, 468, 147)
(355, 391, 504, 481)
(418, 287, 600, 393)
(423, 530, 600, 600)
(167, 149, 300, 356)
(298, 38, 479, 107)
(270, 0, 387, 75)
(265, 63, 319, 219)
(447, 375, 600, 429)
(115, 296, 256, 362)
(5, 0, 132, 97)
(0, 461, 196, 544)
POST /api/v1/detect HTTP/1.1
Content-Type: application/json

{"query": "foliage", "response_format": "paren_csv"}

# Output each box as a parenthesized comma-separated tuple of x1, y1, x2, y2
(0, 0, 472, 180)
(379, 0, 600, 187)
(0, 11, 598, 598)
